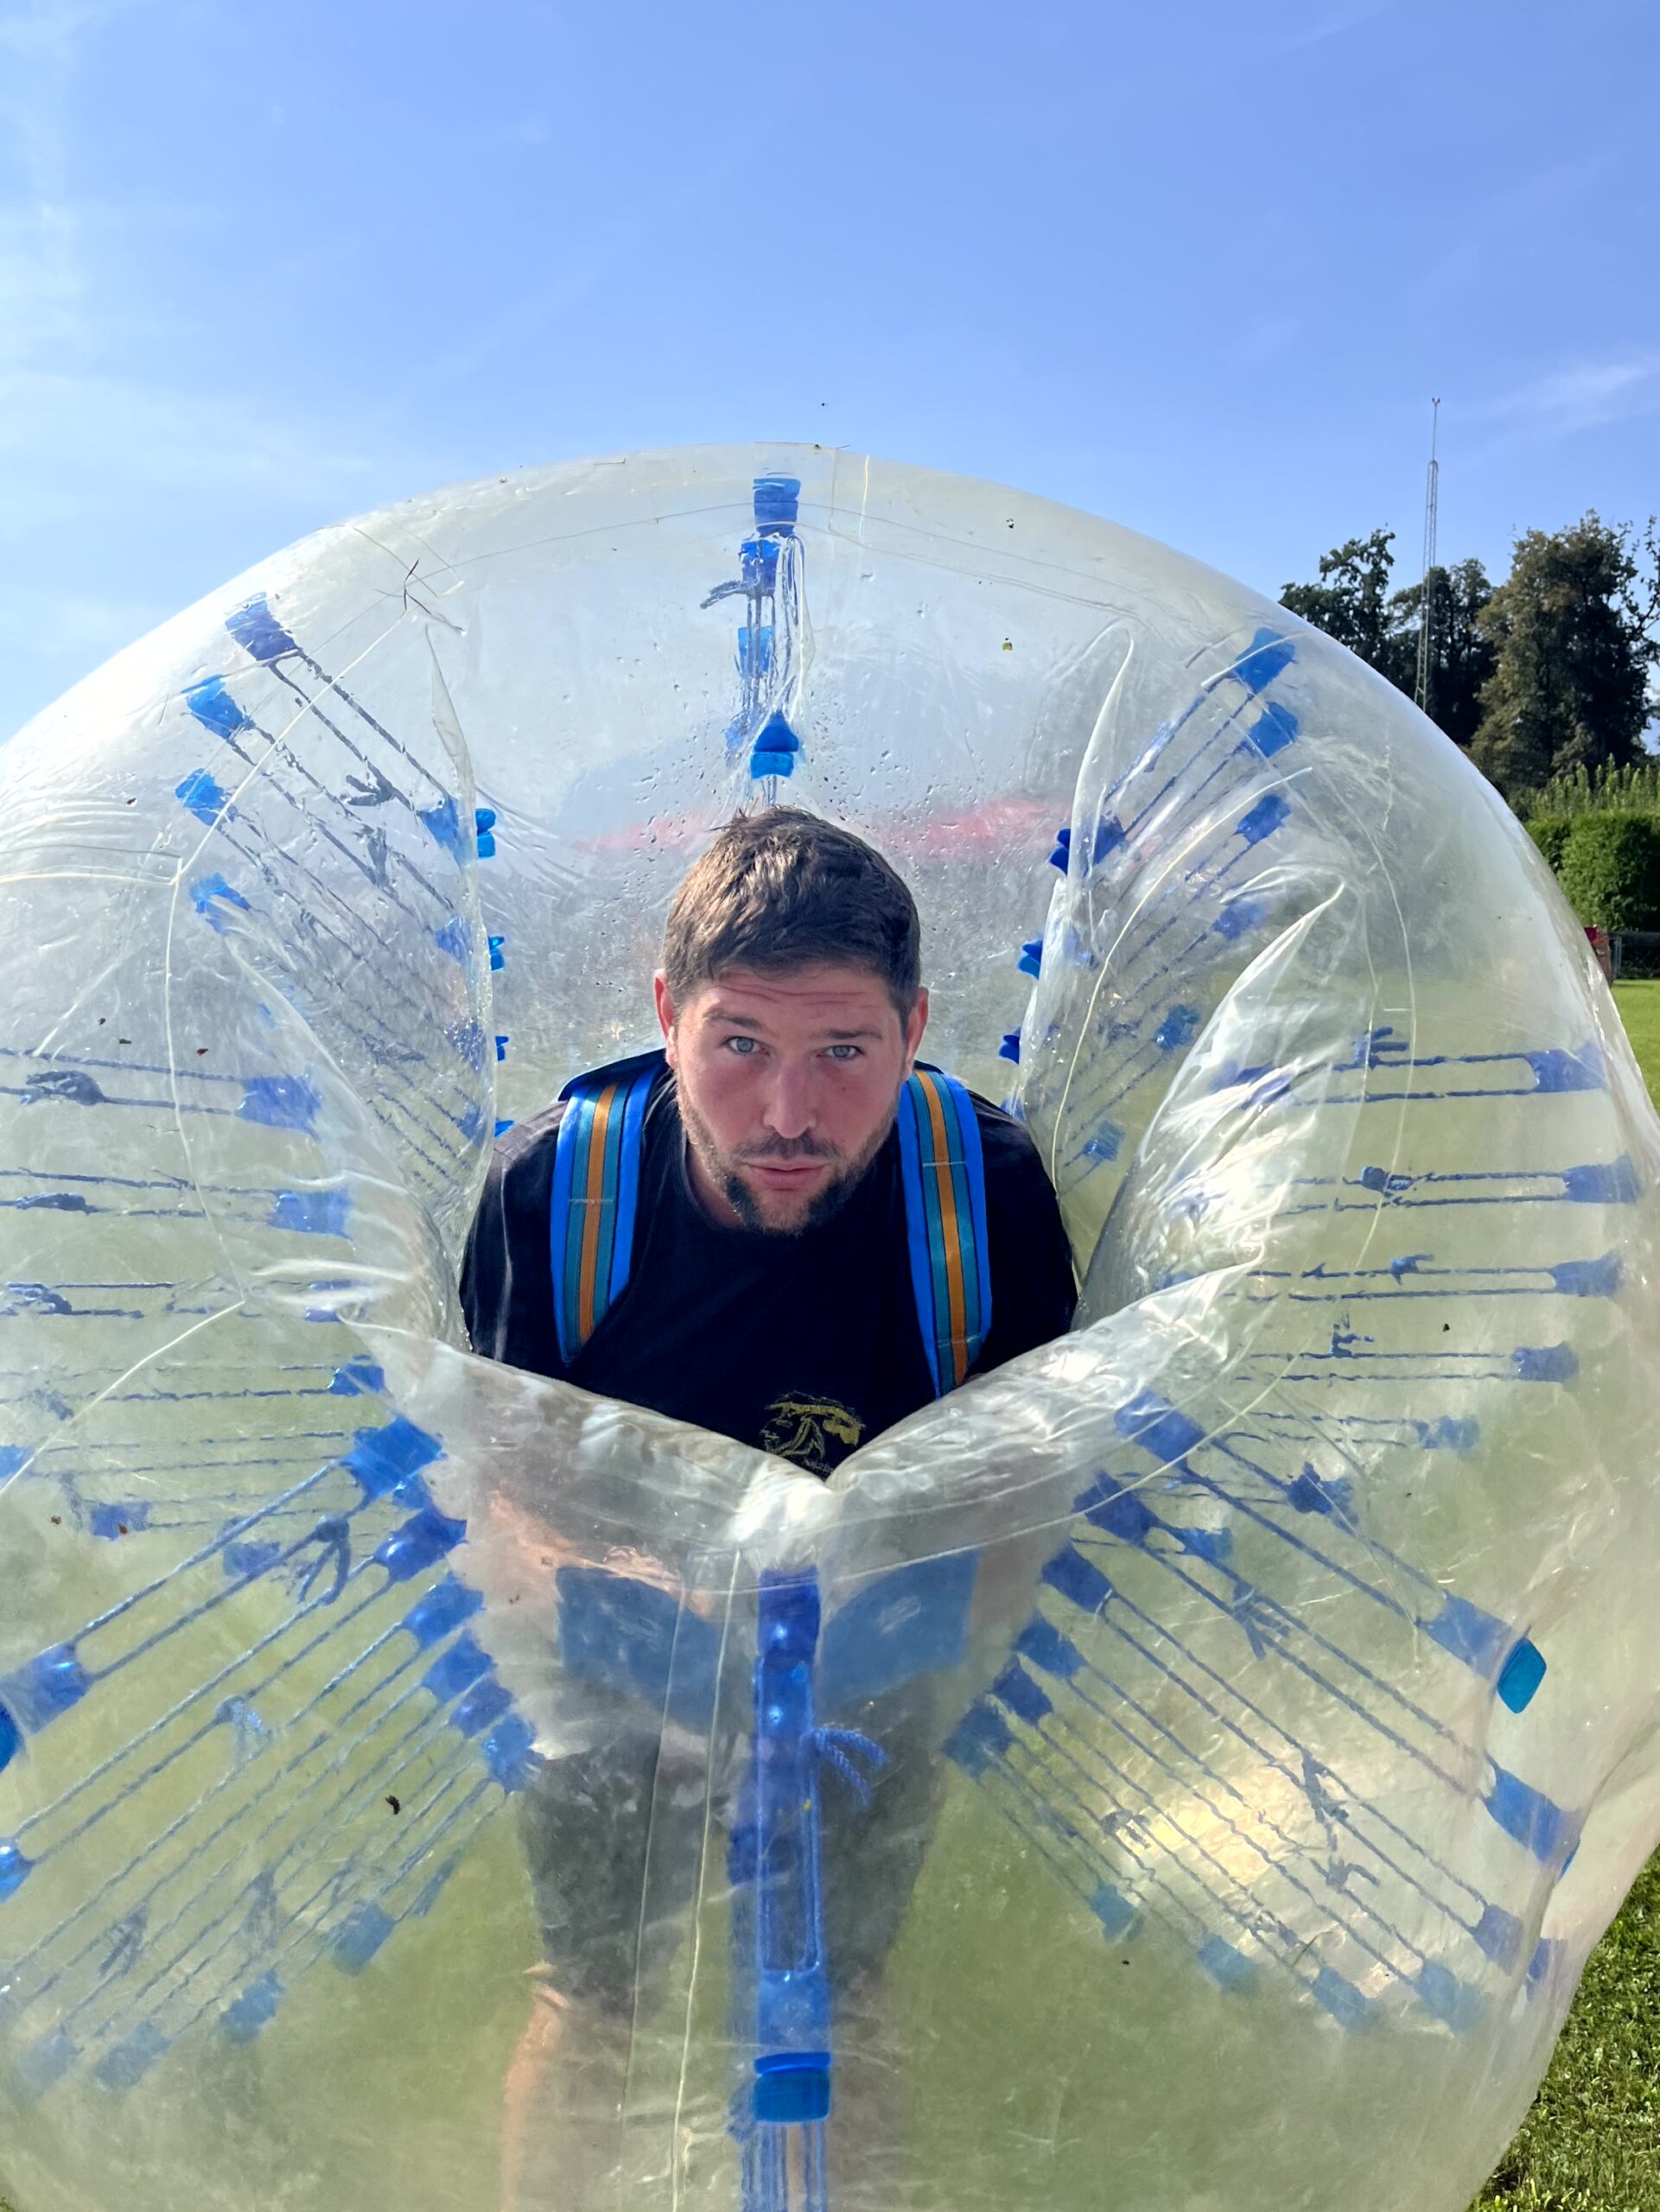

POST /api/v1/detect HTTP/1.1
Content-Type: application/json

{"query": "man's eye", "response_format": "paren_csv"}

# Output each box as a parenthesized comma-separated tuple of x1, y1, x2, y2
(824, 1044, 862, 1062)
(724, 1035, 760, 1056)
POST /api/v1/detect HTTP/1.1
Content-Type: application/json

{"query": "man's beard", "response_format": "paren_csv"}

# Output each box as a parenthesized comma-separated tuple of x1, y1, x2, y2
(678, 1094, 895, 1237)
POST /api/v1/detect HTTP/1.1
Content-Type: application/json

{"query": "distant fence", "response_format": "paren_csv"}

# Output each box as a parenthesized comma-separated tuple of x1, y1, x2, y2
(1612, 932, 1660, 980)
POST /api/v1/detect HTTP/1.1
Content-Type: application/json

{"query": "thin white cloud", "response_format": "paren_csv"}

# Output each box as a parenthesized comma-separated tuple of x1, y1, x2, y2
(1274, 0, 1405, 53)
(1476, 358, 1660, 439)
(0, 583, 169, 662)
(0, 2, 162, 375)
(0, 368, 395, 506)
(0, 0, 124, 62)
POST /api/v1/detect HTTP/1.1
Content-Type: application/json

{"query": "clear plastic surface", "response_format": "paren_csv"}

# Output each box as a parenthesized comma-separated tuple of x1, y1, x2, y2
(0, 445, 1657, 2212)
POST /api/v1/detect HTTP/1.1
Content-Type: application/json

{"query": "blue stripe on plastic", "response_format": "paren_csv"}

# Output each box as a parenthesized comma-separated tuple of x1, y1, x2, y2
(343, 1416, 443, 1503)
(219, 1972, 283, 2044)
(1015, 1615, 1085, 1681)
(1526, 1046, 1604, 1094)
(1472, 1903, 1524, 1970)
(1088, 1883, 1137, 1936)
(332, 1902, 395, 1973)
(452, 1678, 513, 1738)
(402, 1576, 483, 1649)
(182, 676, 253, 739)
(819, 1550, 980, 1708)
(1513, 1344, 1577, 1382)
(1485, 1766, 1574, 1860)
(1196, 1935, 1256, 1989)
(1562, 1158, 1640, 1203)
(1233, 628, 1296, 692)
(374, 1507, 467, 1582)
(943, 1702, 1014, 1777)
(15, 2029, 77, 2098)
(753, 474, 800, 528)
(483, 1713, 539, 1791)
(422, 1632, 493, 1704)
(94, 2021, 169, 2090)
(226, 594, 298, 665)
(1, 1646, 90, 1732)
(239, 1074, 322, 1132)
(1421, 1592, 1511, 1675)
(1311, 1966, 1370, 2031)
(175, 769, 231, 824)
(1041, 1544, 1112, 1613)
(1237, 793, 1291, 846)
(1417, 1961, 1484, 2031)
(268, 1189, 350, 1237)
(1243, 702, 1299, 757)
(992, 1662, 1053, 1728)
(1115, 1391, 1205, 1464)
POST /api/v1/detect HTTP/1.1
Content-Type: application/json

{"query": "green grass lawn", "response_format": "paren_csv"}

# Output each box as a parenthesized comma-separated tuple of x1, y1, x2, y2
(7, 995, 1660, 2212)
(1462, 979, 1660, 2209)
(1616, 979, 1660, 1111)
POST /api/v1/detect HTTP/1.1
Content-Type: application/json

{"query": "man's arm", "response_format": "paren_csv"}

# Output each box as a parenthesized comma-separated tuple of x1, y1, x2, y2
(970, 1103, 1078, 1375)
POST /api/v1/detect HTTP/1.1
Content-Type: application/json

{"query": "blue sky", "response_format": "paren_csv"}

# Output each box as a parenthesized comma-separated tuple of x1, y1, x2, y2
(0, 0, 1654, 739)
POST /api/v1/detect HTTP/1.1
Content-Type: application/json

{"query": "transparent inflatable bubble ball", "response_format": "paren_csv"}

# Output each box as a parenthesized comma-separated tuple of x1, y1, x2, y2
(1, 444, 1657, 2212)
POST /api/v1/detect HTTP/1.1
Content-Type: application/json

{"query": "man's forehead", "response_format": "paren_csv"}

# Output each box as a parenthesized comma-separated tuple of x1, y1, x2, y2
(689, 963, 898, 1023)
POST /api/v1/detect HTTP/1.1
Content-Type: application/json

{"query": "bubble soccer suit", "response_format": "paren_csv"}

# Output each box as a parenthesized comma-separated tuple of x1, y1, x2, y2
(1, 446, 1657, 2212)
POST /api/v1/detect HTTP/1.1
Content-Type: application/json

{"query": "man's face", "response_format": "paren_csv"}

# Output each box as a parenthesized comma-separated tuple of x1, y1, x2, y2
(655, 962, 929, 1235)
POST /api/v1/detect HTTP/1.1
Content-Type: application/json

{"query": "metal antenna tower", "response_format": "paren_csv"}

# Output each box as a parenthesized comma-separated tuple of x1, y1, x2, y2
(1414, 396, 1441, 713)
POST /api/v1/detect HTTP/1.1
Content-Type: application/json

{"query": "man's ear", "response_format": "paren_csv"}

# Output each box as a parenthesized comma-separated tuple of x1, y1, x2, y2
(903, 986, 930, 1071)
(653, 972, 678, 1065)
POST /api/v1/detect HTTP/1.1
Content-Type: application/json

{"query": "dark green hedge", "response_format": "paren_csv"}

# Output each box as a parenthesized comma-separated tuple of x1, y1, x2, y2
(1527, 815, 1572, 871)
(1550, 812, 1660, 931)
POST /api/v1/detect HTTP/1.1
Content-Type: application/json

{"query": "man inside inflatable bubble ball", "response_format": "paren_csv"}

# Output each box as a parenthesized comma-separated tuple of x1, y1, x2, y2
(460, 805, 1077, 2191)
(461, 804, 1077, 1469)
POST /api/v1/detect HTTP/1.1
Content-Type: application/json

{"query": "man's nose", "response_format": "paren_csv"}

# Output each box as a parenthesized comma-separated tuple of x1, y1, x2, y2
(762, 1059, 815, 1140)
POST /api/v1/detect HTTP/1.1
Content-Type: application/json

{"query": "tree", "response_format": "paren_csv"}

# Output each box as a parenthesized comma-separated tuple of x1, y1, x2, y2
(1386, 557, 1496, 749)
(1471, 514, 1659, 799)
(1281, 533, 1496, 748)
(1281, 530, 1399, 674)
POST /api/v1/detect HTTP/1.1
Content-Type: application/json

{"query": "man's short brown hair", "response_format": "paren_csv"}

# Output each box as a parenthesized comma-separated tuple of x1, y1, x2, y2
(662, 808, 922, 1015)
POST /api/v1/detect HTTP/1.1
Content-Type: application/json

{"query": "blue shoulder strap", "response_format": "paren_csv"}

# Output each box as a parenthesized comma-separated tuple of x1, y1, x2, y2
(896, 1067, 993, 1395)
(549, 1053, 992, 1396)
(549, 1054, 660, 1366)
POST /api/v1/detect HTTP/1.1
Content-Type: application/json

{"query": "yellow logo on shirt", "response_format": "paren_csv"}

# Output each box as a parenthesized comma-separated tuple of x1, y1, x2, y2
(760, 1393, 865, 1476)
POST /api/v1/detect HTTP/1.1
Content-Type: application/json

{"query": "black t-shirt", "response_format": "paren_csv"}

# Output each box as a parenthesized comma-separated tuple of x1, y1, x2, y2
(461, 1056, 1077, 1477)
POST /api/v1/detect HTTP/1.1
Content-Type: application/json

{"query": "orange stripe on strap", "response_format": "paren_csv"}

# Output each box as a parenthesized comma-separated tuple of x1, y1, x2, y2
(576, 1084, 618, 1343)
(919, 1072, 970, 1384)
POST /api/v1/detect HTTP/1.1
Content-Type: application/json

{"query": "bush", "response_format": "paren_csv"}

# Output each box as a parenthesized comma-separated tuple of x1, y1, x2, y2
(1530, 760, 1660, 819)
(1556, 812, 1660, 931)
(1527, 815, 1572, 870)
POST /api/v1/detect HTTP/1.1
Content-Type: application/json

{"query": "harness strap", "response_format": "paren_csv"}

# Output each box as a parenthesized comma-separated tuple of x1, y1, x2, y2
(549, 1059, 658, 1366)
(549, 1058, 991, 1395)
(895, 1067, 992, 1394)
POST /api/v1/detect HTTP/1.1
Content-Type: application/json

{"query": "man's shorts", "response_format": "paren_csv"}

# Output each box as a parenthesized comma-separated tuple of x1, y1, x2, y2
(518, 1695, 944, 2017)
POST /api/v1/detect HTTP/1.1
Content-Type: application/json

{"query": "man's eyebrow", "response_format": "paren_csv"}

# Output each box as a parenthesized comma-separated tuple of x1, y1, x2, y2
(700, 1005, 884, 1043)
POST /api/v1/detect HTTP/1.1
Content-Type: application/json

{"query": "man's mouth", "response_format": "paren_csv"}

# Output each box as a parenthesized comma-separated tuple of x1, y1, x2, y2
(742, 1160, 830, 1188)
